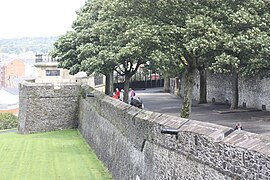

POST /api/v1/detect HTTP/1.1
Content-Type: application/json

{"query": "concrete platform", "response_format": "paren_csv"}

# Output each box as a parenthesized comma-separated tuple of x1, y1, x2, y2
(135, 88, 270, 137)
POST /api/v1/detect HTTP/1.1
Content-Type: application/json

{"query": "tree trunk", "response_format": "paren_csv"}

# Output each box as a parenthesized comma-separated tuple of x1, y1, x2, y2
(175, 77, 180, 96)
(163, 75, 170, 92)
(180, 66, 196, 118)
(123, 76, 130, 103)
(230, 70, 239, 109)
(105, 71, 114, 96)
(199, 68, 207, 104)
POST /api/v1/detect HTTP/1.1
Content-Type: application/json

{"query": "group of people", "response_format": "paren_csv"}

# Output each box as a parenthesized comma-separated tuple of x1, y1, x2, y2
(112, 87, 144, 109)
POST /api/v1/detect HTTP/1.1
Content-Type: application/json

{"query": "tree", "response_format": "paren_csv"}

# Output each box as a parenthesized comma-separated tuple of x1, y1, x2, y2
(149, 50, 183, 92)
(125, 0, 223, 117)
(92, 0, 162, 102)
(51, 0, 116, 95)
(51, 31, 80, 75)
(72, 0, 117, 95)
(209, 0, 270, 109)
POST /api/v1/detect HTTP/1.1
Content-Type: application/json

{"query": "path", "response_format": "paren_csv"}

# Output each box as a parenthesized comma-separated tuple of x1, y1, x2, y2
(136, 88, 270, 136)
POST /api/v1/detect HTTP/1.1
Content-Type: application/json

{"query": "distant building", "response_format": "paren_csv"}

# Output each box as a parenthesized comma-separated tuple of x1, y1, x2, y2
(34, 62, 72, 84)
(0, 58, 26, 88)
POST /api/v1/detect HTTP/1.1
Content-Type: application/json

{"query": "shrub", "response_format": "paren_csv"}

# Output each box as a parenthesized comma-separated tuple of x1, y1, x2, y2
(0, 113, 18, 130)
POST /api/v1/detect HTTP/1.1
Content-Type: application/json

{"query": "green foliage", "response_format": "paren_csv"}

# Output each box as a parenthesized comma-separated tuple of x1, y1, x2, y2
(207, 0, 270, 78)
(51, 0, 270, 113)
(0, 37, 58, 54)
(0, 113, 18, 130)
(210, 53, 240, 73)
(51, 31, 80, 75)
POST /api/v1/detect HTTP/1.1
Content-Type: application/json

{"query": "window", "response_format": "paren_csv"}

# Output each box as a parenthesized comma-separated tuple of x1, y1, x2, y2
(46, 70, 60, 76)
(94, 74, 103, 85)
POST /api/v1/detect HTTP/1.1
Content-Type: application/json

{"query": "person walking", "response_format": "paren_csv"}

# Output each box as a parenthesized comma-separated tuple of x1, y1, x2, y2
(129, 88, 135, 100)
(119, 89, 124, 101)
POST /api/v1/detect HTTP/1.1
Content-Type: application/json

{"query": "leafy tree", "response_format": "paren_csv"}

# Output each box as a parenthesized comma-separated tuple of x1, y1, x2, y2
(51, 0, 116, 95)
(125, 0, 223, 117)
(51, 31, 80, 75)
(93, 0, 162, 102)
(150, 50, 183, 92)
(73, 0, 117, 95)
(209, 0, 270, 109)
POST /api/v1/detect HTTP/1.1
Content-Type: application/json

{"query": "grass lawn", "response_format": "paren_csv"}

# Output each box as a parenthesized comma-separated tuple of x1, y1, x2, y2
(0, 129, 112, 180)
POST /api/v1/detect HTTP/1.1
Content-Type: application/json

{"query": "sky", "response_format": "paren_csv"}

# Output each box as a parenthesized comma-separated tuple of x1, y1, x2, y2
(0, 0, 86, 39)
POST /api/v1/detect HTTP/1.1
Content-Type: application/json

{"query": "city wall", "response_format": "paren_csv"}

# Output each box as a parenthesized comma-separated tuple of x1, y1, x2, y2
(19, 83, 270, 179)
(19, 81, 80, 134)
(171, 71, 270, 111)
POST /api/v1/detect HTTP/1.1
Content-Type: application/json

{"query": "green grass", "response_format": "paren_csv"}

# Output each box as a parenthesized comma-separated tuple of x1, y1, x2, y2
(0, 129, 112, 180)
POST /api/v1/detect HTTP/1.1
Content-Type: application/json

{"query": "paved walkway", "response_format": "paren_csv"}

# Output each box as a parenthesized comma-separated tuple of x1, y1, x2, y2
(136, 88, 270, 136)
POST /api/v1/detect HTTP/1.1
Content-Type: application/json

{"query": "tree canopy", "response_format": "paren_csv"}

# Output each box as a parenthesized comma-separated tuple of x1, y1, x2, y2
(51, 0, 270, 117)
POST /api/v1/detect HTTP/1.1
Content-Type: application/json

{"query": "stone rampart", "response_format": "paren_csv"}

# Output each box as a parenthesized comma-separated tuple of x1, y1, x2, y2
(203, 73, 270, 110)
(173, 71, 270, 111)
(79, 85, 270, 180)
(19, 82, 80, 134)
(19, 83, 270, 179)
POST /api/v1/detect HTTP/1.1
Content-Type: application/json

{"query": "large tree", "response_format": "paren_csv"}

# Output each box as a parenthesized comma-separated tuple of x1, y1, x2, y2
(74, 0, 118, 95)
(209, 0, 270, 109)
(124, 0, 223, 117)
(51, 31, 80, 75)
(51, 0, 117, 95)
(92, 0, 162, 102)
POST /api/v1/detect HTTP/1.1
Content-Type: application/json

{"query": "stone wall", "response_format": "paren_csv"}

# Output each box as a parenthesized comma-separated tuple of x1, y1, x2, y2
(19, 82, 80, 134)
(79, 85, 270, 180)
(205, 73, 270, 110)
(171, 71, 270, 111)
(19, 83, 270, 179)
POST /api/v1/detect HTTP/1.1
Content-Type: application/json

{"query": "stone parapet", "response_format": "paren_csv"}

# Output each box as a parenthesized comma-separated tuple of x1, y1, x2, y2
(18, 83, 270, 179)
(79, 85, 270, 180)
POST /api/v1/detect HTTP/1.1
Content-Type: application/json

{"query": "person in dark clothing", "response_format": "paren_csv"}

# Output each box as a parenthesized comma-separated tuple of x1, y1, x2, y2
(130, 97, 144, 109)
(234, 123, 243, 130)
(130, 98, 140, 107)
(137, 97, 143, 109)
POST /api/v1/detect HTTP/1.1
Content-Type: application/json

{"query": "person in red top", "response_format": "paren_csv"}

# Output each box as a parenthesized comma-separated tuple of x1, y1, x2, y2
(115, 88, 120, 99)
(113, 92, 119, 99)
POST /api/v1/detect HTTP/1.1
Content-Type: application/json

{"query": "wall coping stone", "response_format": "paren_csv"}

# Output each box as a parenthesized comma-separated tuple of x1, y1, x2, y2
(151, 113, 188, 129)
(179, 119, 233, 141)
(223, 131, 270, 156)
(135, 110, 162, 122)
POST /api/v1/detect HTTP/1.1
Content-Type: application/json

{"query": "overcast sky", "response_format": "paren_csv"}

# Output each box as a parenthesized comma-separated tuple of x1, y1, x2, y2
(0, 0, 86, 39)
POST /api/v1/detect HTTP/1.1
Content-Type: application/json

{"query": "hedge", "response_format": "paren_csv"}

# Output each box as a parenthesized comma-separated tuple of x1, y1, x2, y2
(0, 113, 18, 130)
